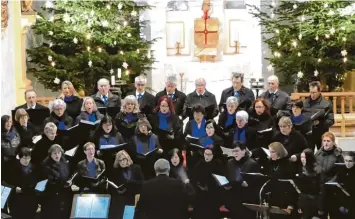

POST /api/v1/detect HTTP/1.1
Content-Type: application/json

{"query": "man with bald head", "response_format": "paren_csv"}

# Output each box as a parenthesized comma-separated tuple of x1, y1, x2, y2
(259, 75, 290, 116)
(15, 90, 47, 110)
(183, 78, 218, 120)
(155, 75, 186, 117)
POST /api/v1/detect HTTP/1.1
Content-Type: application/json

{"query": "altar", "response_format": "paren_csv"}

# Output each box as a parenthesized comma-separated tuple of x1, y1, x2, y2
(147, 0, 263, 103)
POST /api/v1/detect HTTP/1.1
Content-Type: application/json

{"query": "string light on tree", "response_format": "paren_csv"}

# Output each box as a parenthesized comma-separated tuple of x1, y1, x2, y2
(87, 46, 91, 51)
(131, 10, 137, 16)
(293, 4, 298, 9)
(97, 47, 102, 53)
(342, 37, 347, 42)
(292, 41, 297, 48)
(340, 26, 345, 30)
(49, 31, 53, 36)
(297, 52, 301, 57)
(330, 27, 335, 35)
(277, 41, 281, 47)
(114, 41, 117, 45)
(48, 16, 54, 22)
(49, 42, 53, 47)
(73, 37, 78, 44)
(120, 51, 124, 55)
(122, 62, 129, 69)
(325, 34, 330, 39)
(324, 3, 328, 8)
(116, 25, 121, 30)
(110, 69, 114, 74)
(315, 35, 319, 41)
(127, 33, 131, 37)
(341, 50, 348, 57)
(63, 13, 70, 23)
(106, 4, 111, 9)
(147, 50, 151, 58)
(48, 55, 53, 61)
(117, 3, 123, 10)
(45, 1, 54, 8)
(318, 58, 322, 63)
(125, 70, 130, 75)
(86, 33, 91, 39)
(123, 21, 128, 27)
(90, 10, 94, 16)
(271, 12, 275, 18)
(51, 61, 55, 67)
(328, 10, 335, 16)
(267, 64, 274, 72)
(298, 34, 302, 40)
(343, 57, 347, 63)
(136, 49, 140, 53)
(102, 20, 109, 27)
(275, 29, 280, 34)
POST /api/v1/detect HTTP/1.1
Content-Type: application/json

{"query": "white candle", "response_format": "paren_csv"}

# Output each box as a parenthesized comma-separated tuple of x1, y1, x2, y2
(111, 75, 116, 85)
(117, 68, 122, 78)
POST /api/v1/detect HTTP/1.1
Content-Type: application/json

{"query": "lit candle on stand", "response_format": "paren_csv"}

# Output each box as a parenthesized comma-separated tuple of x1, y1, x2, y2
(117, 68, 122, 78)
(111, 75, 116, 85)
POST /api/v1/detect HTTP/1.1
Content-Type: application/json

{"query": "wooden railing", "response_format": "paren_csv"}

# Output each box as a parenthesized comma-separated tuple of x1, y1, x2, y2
(291, 92, 355, 137)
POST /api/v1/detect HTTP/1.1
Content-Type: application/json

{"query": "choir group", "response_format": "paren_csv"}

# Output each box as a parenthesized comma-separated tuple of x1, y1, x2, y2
(1, 73, 354, 219)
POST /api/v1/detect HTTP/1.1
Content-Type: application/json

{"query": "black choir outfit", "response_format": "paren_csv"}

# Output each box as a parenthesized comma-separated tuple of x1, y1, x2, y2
(192, 156, 224, 219)
(303, 94, 335, 149)
(75, 110, 104, 125)
(155, 88, 187, 117)
(31, 134, 60, 166)
(43, 111, 73, 130)
(272, 130, 309, 160)
(225, 156, 261, 219)
(219, 86, 255, 111)
(108, 164, 144, 219)
(60, 95, 82, 119)
(7, 160, 39, 219)
(259, 89, 290, 116)
(1, 125, 21, 161)
(149, 111, 183, 153)
(115, 111, 141, 142)
(227, 124, 257, 149)
(217, 110, 236, 142)
(75, 158, 106, 192)
(14, 121, 39, 148)
(92, 91, 121, 108)
(183, 90, 219, 120)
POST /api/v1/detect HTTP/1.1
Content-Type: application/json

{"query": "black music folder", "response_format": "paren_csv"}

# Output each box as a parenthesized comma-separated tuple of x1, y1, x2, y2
(99, 143, 128, 151)
(136, 148, 159, 158)
(212, 174, 230, 186)
(98, 107, 121, 119)
(12, 108, 50, 126)
(81, 170, 106, 184)
(325, 182, 350, 196)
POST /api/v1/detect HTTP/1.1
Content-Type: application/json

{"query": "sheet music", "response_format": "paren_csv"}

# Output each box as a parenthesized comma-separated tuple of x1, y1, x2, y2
(279, 179, 301, 194)
(243, 172, 267, 177)
(32, 135, 42, 144)
(1, 186, 11, 209)
(80, 119, 101, 125)
(257, 128, 273, 133)
(186, 134, 198, 140)
(123, 206, 135, 219)
(326, 182, 350, 196)
(220, 146, 234, 157)
(212, 174, 229, 186)
(65, 146, 78, 156)
(67, 124, 79, 130)
(35, 179, 48, 192)
(262, 148, 270, 157)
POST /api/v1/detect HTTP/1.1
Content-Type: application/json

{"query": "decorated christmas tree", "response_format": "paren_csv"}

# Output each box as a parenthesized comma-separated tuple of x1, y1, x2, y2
(249, 0, 355, 91)
(27, 0, 156, 95)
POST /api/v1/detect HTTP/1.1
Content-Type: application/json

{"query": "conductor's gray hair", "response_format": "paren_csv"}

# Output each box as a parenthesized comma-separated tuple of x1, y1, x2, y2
(49, 99, 66, 112)
(236, 110, 249, 123)
(226, 96, 239, 107)
(154, 159, 170, 175)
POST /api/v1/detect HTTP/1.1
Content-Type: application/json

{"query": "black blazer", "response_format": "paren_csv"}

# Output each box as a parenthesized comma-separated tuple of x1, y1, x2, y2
(43, 112, 73, 129)
(60, 96, 82, 119)
(14, 121, 40, 148)
(91, 91, 121, 108)
(272, 129, 309, 159)
(14, 103, 47, 111)
(8, 161, 38, 194)
(259, 90, 290, 116)
(127, 91, 155, 116)
(219, 86, 255, 111)
(109, 164, 144, 193)
(32, 134, 59, 166)
(155, 89, 186, 117)
(183, 90, 218, 120)
(134, 174, 194, 219)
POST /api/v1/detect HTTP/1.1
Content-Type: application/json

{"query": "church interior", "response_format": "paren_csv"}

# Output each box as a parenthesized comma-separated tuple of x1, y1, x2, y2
(1, 0, 355, 219)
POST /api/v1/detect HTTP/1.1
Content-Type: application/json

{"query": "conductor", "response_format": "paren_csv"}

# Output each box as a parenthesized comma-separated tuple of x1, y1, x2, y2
(134, 159, 195, 219)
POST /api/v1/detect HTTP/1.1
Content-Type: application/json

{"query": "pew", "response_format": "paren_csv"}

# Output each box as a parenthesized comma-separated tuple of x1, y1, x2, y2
(291, 92, 355, 137)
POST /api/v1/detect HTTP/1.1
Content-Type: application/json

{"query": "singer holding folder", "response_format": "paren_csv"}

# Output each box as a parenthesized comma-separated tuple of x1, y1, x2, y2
(108, 150, 144, 218)
(75, 97, 104, 125)
(43, 99, 73, 130)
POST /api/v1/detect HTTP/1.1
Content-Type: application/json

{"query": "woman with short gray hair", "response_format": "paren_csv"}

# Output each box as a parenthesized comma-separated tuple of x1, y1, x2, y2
(31, 122, 59, 166)
(75, 96, 104, 125)
(114, 95, 142, 141)
(43, 99, 73, 130)
(218, 96, 239, 140)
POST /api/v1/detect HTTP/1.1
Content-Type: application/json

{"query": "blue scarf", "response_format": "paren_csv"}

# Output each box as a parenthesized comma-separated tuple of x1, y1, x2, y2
(7, 128, 16, 140)
(125, 113, 136, 123)
(58, 121, 67, 130)
(21, 163, 32, 175)
(201, 137, 214, 148)
(233, 127, 246, 143)
(291, 114, 304, 124)
(191, 119, 206, 138)
(64, 95, 74, 103)
(88, 113, 97, 122)
(123, 168, 132, 180)
(136, 135, 156, 154)
(87, 160, 96, 178)
(158, 111, 170, 130)
(99, 135, 116, 145)
(225, 112, 236, 127)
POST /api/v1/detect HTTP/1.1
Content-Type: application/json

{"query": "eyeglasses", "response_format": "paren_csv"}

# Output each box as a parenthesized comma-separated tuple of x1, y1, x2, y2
(279, 125, 290, 128)
(118, 158, 128, 162)
(204, 153, 213, 156)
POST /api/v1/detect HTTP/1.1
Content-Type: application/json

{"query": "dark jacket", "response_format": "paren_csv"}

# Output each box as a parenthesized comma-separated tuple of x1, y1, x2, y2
(183, 119, 206, 139)
(14, 102, 47, 111)
(248, 112, 275, 148)
(272, 129, 309, 160)
(93, 132, 125, 151)
(193, 158, 224, 190)
(315, 146, 343, 181)
(1, 127, 21, 159)
(115, 112, 141, 141)
(303, 94, 335, 132)
(42, 156, 70, 193)
(183, 90, 218, 120)
(134, 174, 194, 219)
(60, 95, 82, 119)
(155, 89, 187, 117)
(77, 158, 105, 177)
(91, 91, 121, 108)
(14, 121, 39, 148)
(75, 111, 104, 125)
(43, 112, 73, 129)
(32, 134, 59, 166)
(109, 164, 144, 194)
(149, 112, 183, 151)
(129, 132, 161, 158)
(259, 89, 290, 116)
(219, 86, 255, 111)
(334, 166, 355, 217)
(169, 165, 189, 183)
(127, 91, 155, 116)
(8, 161, 38, 193)
(227, 125, 258, 150)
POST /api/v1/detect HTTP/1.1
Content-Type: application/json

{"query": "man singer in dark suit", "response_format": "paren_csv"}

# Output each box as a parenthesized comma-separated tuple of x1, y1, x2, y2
(134, 159, 195, 219)
(14, 89, 47, 110)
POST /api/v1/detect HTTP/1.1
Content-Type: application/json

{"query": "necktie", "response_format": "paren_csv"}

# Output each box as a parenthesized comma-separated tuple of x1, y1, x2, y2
(234, 91, 239, 98)
(137, 94, 143, 99)
(269, 93, 276, 104)
(103, 95, 107, 104)
(168, 94, 174, 99)
(23, 126, 27, 131)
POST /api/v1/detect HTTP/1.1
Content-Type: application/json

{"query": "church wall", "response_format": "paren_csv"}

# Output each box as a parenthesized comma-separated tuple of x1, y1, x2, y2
(1, 1, 18, 115)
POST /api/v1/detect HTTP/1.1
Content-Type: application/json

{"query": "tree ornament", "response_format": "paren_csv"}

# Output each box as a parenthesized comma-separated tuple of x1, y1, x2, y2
(324, 3, 328, 8)
(110, 69, 114, 74)
(127, 33, 131, 37)
(54, 77, 60, 84)
(48, 55, 53, 61)
(73, 37, 78, 44)
(63, 13, 70, 23)
(267, 64, 274, 72)
(118, 3, 123, 10)
(102, 20, 109, 27)
(122, 62, 129, 69)
(341, 50, 348, 57)
(51, 61, 55, 67)
(48, 31, 53, 35)
(88, 60, 92, 67)
(314, 70, 319, 76)
(297, 71, 303, 78)
(293, 4, 298, 9)
(131, 10, 137, 16)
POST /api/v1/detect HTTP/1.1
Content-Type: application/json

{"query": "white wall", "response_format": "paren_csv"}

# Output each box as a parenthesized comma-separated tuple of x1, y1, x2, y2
(1, 1, 17, 116)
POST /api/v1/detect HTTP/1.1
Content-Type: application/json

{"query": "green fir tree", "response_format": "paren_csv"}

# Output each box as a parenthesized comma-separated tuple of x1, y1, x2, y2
(27, 0, 156, 95)
(249, 0, 355, 91)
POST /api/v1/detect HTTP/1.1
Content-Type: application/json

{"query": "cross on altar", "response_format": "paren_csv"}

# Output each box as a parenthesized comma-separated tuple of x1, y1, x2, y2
(194, 17, 219, 46)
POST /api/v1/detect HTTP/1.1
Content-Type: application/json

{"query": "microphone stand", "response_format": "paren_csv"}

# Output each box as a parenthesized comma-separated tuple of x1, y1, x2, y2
(259, 179, 271, 219)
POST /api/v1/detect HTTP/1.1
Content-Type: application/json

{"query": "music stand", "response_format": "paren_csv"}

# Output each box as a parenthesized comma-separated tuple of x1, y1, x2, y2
(243, 203, 290, 216)
(70, 194, 111, 219)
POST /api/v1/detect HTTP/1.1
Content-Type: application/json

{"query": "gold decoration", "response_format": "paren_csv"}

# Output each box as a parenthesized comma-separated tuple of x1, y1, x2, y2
(175, 42, 182, 56)
(21, 0, 34, 13)
(234, 40, 240, 54)
(1, 0, 9, 33)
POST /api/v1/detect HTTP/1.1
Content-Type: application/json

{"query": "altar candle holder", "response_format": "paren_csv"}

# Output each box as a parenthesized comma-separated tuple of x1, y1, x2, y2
(175, 41, 182, 56)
